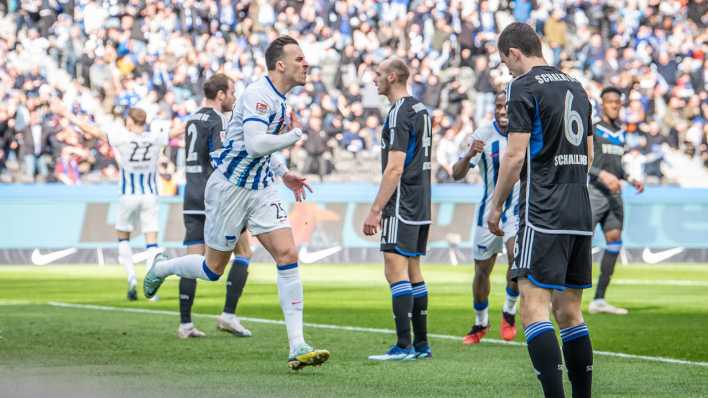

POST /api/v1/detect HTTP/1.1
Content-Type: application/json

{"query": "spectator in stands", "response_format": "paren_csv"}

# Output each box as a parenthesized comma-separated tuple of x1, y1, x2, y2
(0, 0, 705, 187)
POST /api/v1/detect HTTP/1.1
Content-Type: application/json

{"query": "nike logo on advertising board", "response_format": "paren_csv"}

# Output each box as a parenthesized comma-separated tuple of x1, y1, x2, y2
(298, 246, 342, 264)
(31, 248, 77, 265)
(642, 247, 684, 264)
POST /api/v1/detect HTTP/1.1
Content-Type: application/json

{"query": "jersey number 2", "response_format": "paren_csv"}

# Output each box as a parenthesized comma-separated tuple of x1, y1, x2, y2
(564, 91, 584, 147)
(186, 124, 198, 162)
(129, 142, 153, 162)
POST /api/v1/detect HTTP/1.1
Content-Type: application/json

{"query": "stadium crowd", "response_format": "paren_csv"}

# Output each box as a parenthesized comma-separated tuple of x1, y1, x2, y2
(0, 0, 706, 188)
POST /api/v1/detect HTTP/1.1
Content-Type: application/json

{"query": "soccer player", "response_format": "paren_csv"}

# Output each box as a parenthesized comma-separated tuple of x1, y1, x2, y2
(178, 73, 253, 339)
(143, 36, 329, 370)
(488, 23, 594, 397)
(587, 87, 644, 315)
(363, 58, 433, 361)
(53, 102, 168, 301)
(452, 91, 520, 344)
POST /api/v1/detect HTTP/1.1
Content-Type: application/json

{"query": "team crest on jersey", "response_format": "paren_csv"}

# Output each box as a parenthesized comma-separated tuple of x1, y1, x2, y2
(255, 102, 269, 114)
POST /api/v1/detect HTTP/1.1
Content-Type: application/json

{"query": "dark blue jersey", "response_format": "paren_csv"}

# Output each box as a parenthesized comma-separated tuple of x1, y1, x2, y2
(381, 96, 432, 224)
(506, 65, 594, 235)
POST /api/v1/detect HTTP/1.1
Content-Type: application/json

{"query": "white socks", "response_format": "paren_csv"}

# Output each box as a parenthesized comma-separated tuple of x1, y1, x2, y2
(118, 240, 136, 287)
(475, 306, 489, 327)
(153, 254, 221, 281)
(277, 263, 305, 355)
(503, 287, 520, 315)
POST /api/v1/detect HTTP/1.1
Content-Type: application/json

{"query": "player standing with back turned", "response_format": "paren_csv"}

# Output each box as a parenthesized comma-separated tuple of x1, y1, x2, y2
(363, 58, 433, 361)
(53, 103, 167, 301)
(488, 23, 594, 397)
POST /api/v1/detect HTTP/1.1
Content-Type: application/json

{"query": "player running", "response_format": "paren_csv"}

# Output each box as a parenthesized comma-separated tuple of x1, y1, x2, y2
(363, 57, 433, 361)
(53, 102, 169, 301)
(177, 73, 253, 339)
(143, 36, 329, 370)
(489, 23, 594, 397)
(587, 86, 644, 315)
(452, 91, 520, 344)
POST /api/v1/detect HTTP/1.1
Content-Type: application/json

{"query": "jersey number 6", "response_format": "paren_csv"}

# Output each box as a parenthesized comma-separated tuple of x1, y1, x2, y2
(564, 91, 584, 147)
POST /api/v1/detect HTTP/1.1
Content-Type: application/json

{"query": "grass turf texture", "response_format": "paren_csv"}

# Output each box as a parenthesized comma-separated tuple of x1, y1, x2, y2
(1, 263, 707, 397)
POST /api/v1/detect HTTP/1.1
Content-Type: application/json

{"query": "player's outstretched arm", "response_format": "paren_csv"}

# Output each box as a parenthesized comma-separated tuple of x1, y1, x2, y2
(488, 133, 529, 236)
(51, 99, 105, 140)
(243, 120, 303, 157)
(362, 151, 405, 236)
(452, 139, 485, 180)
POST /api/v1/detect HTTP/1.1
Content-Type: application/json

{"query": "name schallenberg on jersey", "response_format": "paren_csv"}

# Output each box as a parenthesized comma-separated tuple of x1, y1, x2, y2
(212, 76, 287, 190)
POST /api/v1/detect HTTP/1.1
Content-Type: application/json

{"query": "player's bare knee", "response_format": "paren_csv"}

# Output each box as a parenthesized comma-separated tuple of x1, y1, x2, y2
(234, 242, 252, 259)
(553, 305, 584, 328)
(552, 292, 584, 328)
(205, 247, 232, 275)
(605, 229, 622, 243)
(276, 245, 299, 265)
(474, 261, 493, 280)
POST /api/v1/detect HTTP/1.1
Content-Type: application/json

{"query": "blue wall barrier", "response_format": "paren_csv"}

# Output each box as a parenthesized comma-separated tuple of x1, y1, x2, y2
(2, 183, 708, 250)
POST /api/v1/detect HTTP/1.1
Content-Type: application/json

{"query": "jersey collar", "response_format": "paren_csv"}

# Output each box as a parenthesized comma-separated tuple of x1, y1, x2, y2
(493, 120, 507, 137)
(265, 76, 286, 100)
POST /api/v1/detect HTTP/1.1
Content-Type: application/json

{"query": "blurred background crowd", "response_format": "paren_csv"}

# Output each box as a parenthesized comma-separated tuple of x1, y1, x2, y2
(0, 0, 706, 191)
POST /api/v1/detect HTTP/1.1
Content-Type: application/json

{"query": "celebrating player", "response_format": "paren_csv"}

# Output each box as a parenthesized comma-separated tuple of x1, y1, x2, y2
(142, 36, 329, 370)
(489, 23, 595, 397)
(452, 91, 520, 344)
(363, 57, 433, 361)
(587, 87, 644, 315)
(54, 102, 168, 301)
(177, 73, 253, 339)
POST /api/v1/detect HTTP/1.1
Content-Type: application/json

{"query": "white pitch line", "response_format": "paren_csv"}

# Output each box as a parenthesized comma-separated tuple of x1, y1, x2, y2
(48, 301, 708, 368)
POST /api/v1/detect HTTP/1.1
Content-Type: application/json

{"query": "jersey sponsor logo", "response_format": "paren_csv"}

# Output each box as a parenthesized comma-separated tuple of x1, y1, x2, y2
(31, 248, 77, 265)
(642, 247, 684, 264)
(298, 245, 342, 263)
(255, 102, 269, 114)
(601, 144, 624, 156)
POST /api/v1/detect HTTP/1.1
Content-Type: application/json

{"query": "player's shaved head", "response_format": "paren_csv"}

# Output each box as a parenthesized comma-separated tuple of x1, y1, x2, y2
(127, 107, 147, 127)
(382, 58, 410, 85)
(265, 35, 300, 71)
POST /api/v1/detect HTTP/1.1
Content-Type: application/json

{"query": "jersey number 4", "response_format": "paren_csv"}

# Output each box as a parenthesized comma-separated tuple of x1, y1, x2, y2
(129, 142, 153, 162)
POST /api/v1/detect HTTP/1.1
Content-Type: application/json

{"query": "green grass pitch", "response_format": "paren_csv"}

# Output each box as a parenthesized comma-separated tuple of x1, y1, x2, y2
(1, 263, 707, 397)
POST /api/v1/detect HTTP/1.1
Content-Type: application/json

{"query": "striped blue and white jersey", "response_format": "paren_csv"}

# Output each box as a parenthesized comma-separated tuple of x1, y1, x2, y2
(211, 76, 289, 190)
(107, 124, 168, 196)
(462, 121, 520, 227)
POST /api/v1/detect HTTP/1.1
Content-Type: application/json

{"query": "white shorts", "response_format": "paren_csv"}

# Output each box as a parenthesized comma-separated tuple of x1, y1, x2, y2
(204, 171, 290, 252)
(473, 220, 517, 261)
(115, 194, 159, 233)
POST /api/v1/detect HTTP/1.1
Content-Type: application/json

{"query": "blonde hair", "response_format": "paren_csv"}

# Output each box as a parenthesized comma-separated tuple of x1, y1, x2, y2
(127, 107, 147, 127)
